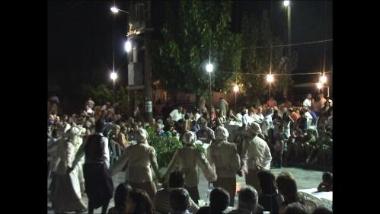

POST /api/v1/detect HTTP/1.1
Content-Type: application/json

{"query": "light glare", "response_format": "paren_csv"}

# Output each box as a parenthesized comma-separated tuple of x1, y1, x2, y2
(110, 71, 118, 81)
(206, 63, 214, 73)
(266, 74, 274, 83)
(124, 40, 132, 53)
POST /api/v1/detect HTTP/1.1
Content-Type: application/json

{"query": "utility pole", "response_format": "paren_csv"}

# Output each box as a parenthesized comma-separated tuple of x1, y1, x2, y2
(143, 0, 153, 122)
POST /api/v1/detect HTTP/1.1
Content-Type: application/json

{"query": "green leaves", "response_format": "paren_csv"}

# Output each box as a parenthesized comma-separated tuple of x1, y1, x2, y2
(151, 0, 241, 96)
(146, 126, 183, 168)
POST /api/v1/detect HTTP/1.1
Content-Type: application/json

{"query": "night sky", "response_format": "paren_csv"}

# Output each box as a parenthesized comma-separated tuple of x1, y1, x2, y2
(48, 0, 332, 109)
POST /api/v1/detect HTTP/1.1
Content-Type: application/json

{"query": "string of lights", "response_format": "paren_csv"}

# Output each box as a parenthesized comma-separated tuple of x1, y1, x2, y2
(218, 71, 332, 76)
(242, 39, 333, 50)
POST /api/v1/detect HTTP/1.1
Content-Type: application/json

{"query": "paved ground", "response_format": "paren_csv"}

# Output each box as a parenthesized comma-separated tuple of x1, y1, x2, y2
(47, 167, 323, 213)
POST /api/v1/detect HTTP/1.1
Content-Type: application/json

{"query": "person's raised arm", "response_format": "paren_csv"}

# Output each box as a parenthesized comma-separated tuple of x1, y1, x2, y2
(163, 150, 179, 181)
(69, 138, 87, 173)
(110, 147, 129, 176)
(149, 147, 161, 180)
(196, 151, 217, 182)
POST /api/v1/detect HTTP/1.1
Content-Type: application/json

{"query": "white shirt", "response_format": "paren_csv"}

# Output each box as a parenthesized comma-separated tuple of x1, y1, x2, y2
(170, 109, 184, 122)
(303, 98, 312, 108)
(195, 113, 201, 122)
(243, 114, 254, 125)
(71, 132, 110, 169)
(251, 113, 264, 124)
(242, 136, 272, 171)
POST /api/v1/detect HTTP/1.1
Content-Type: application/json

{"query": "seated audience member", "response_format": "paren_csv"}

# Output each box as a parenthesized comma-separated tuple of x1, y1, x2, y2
(312, 206, 333, 214)
(169, 188, 192, 214)
(108, 183, 132, 214)
(257, 170, 284, 214)
(197, 187, 230, 214)
(317, 172, 333, 192)
(276, 172, 304, 213)
(125, 189, 154, 214)
(283, 202, 307, 214)
(154, 171, 198, 213)
(228, 186, 264, 214)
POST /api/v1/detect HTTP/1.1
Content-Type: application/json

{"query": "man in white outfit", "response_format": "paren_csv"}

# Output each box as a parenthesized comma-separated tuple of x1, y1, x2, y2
(241, 122, 272, 194)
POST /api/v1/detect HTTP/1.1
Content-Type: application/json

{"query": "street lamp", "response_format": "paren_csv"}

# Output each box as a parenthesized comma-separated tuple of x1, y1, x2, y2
(319, 74, 327, 84)
(124, 40, 132, 53)
(283, 0, 290, 7)
(110, 71, 118, 103)
(316, 82, 323, 90)
(206, 62, 214, 73)
(233, 84, 239, 111)
(205, 62, 214, 109)
(266, 73, 274, 100)
(110, 5, 129, 14)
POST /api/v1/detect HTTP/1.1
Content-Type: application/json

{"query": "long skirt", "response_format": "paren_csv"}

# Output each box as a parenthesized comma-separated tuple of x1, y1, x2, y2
(129, 181, 157, 200)
(83, 163, 114, 209)
(213, 176, 236, 206)
(51, 169, 86, 213)
(246, 169, 261, 194)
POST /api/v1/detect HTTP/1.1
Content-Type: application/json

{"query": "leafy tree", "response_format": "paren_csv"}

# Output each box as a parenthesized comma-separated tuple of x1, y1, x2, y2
(240, 10, 295, 103)
(151, 0, 241, 100)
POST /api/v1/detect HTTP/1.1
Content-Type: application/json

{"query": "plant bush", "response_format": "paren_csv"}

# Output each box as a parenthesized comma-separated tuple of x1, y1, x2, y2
(146, 126, 206, 168)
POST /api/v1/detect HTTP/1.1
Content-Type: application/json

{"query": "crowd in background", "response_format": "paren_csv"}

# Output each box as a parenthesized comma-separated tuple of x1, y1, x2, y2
(47, 92, 333, 214)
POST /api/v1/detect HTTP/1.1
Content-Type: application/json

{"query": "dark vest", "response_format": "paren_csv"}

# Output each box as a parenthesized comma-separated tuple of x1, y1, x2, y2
(85, 134, 105, 163)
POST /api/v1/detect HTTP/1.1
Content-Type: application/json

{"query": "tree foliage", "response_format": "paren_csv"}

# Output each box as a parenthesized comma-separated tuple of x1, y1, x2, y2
(240, 10, 295, 103)
(151, 0, 241, 97)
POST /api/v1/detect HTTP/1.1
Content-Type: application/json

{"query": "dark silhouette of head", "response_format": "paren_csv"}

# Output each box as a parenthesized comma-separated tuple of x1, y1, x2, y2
(169, 171, 185, 188)
(210, 187, 230, 212)
(322, 172, 333, 184)
(170, 188, 190, 212)
(114, 183, 132, 211)
(95, 118, 106, 133)
(284, 202, 307, 214)
(312, 206, 333, 214)
(276, 172, 299, 204)
(126, 189, 153, 214)
(237, 186, 258, 212)
(258, 170, 277, 194)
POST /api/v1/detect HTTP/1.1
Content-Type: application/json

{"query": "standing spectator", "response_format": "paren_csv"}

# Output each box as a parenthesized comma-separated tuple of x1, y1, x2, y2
(197, 187, 230, 214)
(207, 126, 240, 206)
(170, 106, 185, 122)
(251, 107, 264, 125)
(218, 97, 229, 118)
(196, 118, 215, 144)
(111, 128, 161, 200)
(241, 122, 272, 194)
(302, 94, 313, 109)
(164, 131, 217, 204)
(267, 97, 278, 108)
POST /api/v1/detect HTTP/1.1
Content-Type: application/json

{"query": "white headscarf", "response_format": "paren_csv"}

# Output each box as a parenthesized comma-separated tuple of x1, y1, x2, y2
(248, 122, 262, 136)
(136, 128, 148, 143)
(182, 131, 196, 145)
(215, 126, 229, 141)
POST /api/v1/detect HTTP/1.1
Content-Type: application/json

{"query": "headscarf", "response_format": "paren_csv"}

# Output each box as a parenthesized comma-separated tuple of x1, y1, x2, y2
(215, 126, 229, 141)
(182, 131, 196, 145)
